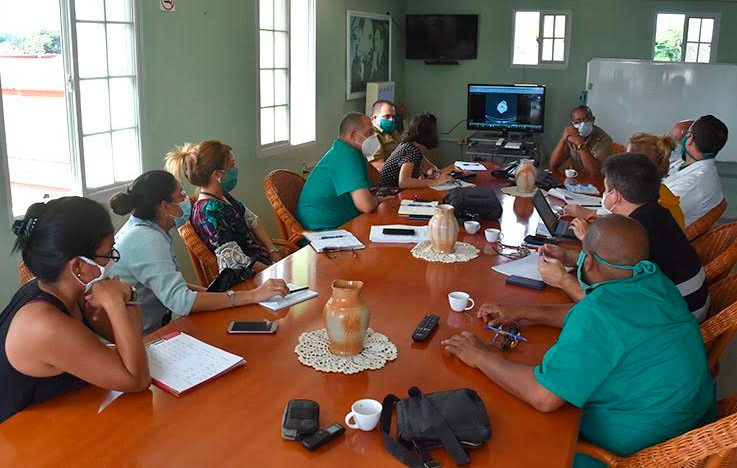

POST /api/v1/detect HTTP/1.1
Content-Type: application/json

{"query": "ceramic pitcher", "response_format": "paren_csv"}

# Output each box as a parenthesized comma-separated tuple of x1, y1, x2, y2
(324, 280, 370, 356)
(515, 158, 537, 193)
(428, 204, 459, 254)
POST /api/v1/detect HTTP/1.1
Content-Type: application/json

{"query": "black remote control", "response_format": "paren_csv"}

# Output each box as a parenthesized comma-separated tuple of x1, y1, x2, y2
(412, 314, 439, 342)
(301, 422, 345, 451)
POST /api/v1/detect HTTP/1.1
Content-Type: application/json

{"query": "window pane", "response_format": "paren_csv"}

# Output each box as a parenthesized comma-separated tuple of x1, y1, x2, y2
(274, 69, 288, 105)
(83, 133, 114, 188)
(654, 13, 685, 62)
(261, 107, 275, 145)
(260, 69, 274, 107)
(543, 15, 554, 38)
(290, 0, 315, 145)
(105, 0, 132, 22)
(260, 0, 273, 29)
(274, 31, 288, 68)
(107, 24, 134, 76)
(700, 18, 714, 43)
(687, 18, 701, 42)
(541, 38, 553, 61)
(553, 38, 565, 61)
(112, 128, 139, 182)
(274, 0, 288, 31)
(555, 15, 566, 38)
(109, 77, 136, 129)
(513, 11, 540, 65)
(80, 79, 111, 134)
(75, 0, 105, 21)
(77, 22, 108, 78)
(685, 42, 698, 62)
(698, 43, 711, 63)
(260, 31, 274, 68)
(274, 106, 288, 142)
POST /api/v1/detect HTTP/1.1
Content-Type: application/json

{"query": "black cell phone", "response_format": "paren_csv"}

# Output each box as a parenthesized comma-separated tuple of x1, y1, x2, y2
(383, 228, 416, 236)
(227, 320, 278, 334)
(449, 170, 464, 178)
(524, 234, 559, 246)
(506, 275, 546, 290)
(282, 399, 320, 440)
(456, 173, 477, 180)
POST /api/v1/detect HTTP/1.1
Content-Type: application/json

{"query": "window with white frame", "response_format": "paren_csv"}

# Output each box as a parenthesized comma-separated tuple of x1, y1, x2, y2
(653, 13, 720, 63)
(512, 11, 571, 67)
(258, 0, 315, 151)
(0, 0, 142, 217)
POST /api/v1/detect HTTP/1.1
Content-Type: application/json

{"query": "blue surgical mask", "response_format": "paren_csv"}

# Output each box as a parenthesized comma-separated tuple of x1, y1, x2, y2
(220, 167, 239, 193)
(378, 118, 395, 133)
(576, 250, 656, 294)
(575, 121, 594, 138)
(174, 196, 191, 228)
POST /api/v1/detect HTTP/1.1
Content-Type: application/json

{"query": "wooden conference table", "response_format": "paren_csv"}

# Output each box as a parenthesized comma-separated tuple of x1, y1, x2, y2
(0, 164, 584, 467)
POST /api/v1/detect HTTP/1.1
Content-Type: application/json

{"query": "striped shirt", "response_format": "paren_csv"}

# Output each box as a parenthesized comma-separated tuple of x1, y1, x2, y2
(630, 202, 710, 321)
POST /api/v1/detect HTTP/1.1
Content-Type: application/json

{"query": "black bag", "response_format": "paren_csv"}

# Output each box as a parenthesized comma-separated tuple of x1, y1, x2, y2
(444, 185, 503, 221)
(381, 387, 492, 468)
(206, 257, 259, 292)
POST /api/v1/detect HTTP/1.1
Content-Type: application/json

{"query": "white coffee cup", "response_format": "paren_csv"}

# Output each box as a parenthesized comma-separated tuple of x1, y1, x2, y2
(448, 291, 475, 312)
(464, 220, 481, 234)
(565, 169, 578, 178)
(484, 228, 503, 243)
(345, 399, 382, 431)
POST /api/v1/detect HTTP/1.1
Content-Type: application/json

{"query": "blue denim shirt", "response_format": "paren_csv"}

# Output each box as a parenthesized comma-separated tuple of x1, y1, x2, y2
(112, 216, 197, 336)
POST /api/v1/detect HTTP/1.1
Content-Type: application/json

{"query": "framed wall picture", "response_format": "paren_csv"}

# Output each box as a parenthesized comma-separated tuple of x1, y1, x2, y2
(346, 11, 391, 100)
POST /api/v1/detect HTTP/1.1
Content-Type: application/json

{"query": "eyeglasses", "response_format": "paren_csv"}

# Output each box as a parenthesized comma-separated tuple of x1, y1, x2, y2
(492, 243, 530, 260)
(94, 247, 121, 263)
(324, 248, 358, 260)
(489, 322, 523, 351)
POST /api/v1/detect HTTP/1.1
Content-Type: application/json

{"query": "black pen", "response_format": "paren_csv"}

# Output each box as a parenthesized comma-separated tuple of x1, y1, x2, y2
(288, 286, 309, 294)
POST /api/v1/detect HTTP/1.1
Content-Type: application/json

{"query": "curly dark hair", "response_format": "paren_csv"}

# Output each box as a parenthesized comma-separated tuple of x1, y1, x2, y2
(401, 112, 439, 149)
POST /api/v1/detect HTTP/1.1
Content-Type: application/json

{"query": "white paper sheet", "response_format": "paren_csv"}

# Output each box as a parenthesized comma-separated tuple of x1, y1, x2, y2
(369, 225, 430, 243)
(455, 161, 487, 171)
(493, 252, 546, 282)
(259, 283, 318, 311)
(429, 180, 476, 191)
(548, 188, 602, 207)
(397, 200, 438, 216)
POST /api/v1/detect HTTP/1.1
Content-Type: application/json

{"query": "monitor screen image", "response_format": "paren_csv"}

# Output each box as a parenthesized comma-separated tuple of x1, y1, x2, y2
(467, 84, 546, 133)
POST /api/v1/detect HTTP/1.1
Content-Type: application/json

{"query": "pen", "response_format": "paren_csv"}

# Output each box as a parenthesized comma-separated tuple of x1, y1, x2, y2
(320, 235, 345, 240)
(288, 286, 309, 294)
(483, 325, 528, 342)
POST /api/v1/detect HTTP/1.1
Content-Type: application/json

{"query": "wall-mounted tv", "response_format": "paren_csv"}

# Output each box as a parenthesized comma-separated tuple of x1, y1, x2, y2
(467, 84, 547, 133)
(406, 15, 478, 60)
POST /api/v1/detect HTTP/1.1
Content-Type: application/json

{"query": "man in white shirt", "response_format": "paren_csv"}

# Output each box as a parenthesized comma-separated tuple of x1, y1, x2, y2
(664, 115, 728, 227)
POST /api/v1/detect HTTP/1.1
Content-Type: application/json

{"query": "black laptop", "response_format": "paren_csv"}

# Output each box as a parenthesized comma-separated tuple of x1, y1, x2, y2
(532, 190, 577, 239)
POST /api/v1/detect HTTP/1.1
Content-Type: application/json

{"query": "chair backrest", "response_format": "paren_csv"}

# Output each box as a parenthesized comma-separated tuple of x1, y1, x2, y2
(263, 170, 306, 245)
(18, 260, 34, 285)
(366, 162, 381, 186)
(178, 221, 219, 287)
(701, 273, 737, 376)
(686, 199, 727, 241)
(692, 221, 737, 285)
(610, 142, 626, 154)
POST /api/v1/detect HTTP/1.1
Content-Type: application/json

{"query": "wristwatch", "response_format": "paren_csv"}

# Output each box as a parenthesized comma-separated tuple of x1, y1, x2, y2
(129, 286, 137, 302)
(226, 289, 236, 307)
(269, 246, 280, 253)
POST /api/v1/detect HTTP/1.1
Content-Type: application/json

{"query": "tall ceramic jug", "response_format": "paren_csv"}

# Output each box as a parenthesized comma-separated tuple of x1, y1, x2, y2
(324, 280, 370, 356)
(515, 158, 537, 193)
(428, 204, 459, 254)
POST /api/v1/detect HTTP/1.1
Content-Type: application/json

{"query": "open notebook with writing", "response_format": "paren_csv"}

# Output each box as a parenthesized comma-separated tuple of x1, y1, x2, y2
(259, 283, 318, 311)
(145, 332, 245, 396)
(302, 230, 365, 253)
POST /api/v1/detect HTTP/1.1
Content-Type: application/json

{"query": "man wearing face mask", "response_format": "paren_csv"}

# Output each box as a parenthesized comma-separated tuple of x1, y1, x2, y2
(296, 112, 390, 231)
(549, 105, 612, 176)
(666, 119, 694, 176)
(367, 100, 402, 172)
(664, 115, 728, 227)
(538, 153, 709, 321)
(443, 215, 716, 468)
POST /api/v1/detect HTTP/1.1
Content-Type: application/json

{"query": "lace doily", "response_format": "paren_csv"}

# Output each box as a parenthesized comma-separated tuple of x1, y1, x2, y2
(295, 328, 397, 374)
(411, 240, 479, 263)
(501, 185, 538, 198)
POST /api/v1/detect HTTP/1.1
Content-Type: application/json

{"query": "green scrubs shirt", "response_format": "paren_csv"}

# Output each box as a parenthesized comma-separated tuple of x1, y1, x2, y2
(296, 139, 370, 231)
(534, 267, 716, 467)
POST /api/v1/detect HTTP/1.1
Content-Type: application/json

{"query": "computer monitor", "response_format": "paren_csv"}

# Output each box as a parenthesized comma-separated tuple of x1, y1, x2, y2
(467, 84, 546, 133)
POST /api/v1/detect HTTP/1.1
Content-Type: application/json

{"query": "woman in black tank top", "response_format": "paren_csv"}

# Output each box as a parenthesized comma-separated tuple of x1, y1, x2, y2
(1, 197, 150, 424)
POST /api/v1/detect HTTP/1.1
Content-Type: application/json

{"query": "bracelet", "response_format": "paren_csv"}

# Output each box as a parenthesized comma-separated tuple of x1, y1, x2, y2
(129, 286, 137, 303)
(226, 289, 236, 307)
(268, 246, 280, 253)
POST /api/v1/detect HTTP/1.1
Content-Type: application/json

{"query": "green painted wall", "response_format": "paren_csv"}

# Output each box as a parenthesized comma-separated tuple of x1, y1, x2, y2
(404, 0, 737, 167)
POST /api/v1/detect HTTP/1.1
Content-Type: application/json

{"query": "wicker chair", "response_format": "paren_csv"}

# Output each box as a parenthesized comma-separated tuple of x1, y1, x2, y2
(686, 199, 727, 241)
(611, 142, 627, 154)
(692, 222, 737, 285)
(19, 260, 34, 285)
(178, 221, 220, 286)
(701, 273, 737, 376)
(577, 391, 737, 467)
(263, 170, 307, 245)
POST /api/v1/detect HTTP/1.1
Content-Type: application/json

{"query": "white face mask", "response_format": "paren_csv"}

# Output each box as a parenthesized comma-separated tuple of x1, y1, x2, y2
(600, 189, 616, 215)
(74, 256, 114, 293)
(575, 121, 594, 138)
(359, 133, 381, 159)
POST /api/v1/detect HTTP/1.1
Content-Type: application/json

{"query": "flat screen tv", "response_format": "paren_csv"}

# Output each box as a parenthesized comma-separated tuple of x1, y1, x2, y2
(406, 15, 478, 60)
(467, 84, 546, 133)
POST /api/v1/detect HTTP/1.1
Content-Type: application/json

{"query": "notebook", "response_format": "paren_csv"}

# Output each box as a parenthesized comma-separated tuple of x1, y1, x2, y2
(259, 283, 318, 311)
(302, 230, 365, 253)
(429, 180, 476, 191)
(454, 161, 487, 171)
(397, 200, 438, 216)
(146, 332, 245, 396)
(548, 188, 602, 207)
(369, 225, 430, 243)
(492, 252, 574, 282)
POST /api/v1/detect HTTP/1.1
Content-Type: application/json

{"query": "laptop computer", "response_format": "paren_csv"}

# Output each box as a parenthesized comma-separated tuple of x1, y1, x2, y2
(532, 190, 577, 239)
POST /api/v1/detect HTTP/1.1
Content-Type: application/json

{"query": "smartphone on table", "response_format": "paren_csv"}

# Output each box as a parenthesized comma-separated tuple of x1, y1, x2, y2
(227, 320, 278, 334)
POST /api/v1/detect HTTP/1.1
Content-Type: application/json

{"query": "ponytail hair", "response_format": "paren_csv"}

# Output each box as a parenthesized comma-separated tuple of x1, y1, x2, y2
(628, 132, 674, 178)
(109, 170, 179, 220)
(164, 140, 232, 187)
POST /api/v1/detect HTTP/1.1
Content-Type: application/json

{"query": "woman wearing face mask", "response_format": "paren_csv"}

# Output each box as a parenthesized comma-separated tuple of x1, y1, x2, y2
(110, 170, 289, 336)
(1, 197, 150, 423)
(165, 141, 282, 271)
(376, 112, 452, 189)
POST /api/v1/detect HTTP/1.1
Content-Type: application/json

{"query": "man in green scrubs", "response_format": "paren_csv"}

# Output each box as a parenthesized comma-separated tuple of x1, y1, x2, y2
(296, 112, 385, 231)
(443, 215, 716, 467)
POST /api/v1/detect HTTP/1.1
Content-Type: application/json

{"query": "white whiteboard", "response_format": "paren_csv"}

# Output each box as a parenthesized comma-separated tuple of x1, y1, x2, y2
(586, 58, 737, 162)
